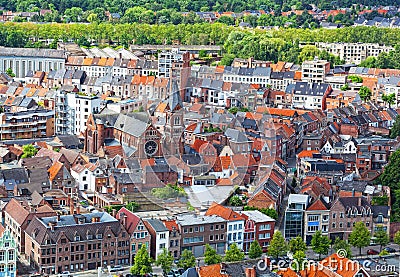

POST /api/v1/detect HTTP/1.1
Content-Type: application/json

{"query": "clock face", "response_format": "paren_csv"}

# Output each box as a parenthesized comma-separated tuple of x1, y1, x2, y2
(144, 140, 158, 156)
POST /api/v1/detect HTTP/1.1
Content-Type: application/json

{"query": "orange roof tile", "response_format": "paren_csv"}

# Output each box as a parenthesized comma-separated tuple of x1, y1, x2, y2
(199, 264, 228, 277)
(307, 198, 329, 211)
(205, 202, 244, 221)
(192, 139, 207, 153)
(163, 219, 179, 231)
(48, 161, 63, 181)
(105, 58, 115, 66)
(297, 150, 319, 159)
(220, 156, 232, 170)
(156, 102, 168, 113)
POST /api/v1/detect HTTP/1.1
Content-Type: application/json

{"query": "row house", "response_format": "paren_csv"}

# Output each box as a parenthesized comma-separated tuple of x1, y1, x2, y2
(176, 214, 227, 258)
(205, 203, 245, 250)
(240, 210, 275, 253)
(24, 212, 130, 275)
(4, 199, 57, 254)
(115, 208, 151, 264)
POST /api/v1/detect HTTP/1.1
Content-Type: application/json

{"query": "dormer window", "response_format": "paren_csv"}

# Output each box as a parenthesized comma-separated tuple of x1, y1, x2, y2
(74, 233, 80, 241)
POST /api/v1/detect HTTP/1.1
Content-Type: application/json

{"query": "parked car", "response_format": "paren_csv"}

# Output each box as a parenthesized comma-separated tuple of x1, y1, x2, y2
(58, 271, 71, 277)
(383, 247, 396, 253)
(367, 249, 379, 255)
(110, 265, 124, 272)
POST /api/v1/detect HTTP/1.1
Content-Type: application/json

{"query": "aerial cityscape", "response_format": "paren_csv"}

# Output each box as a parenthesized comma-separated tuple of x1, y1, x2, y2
(2, 1, 400, 277)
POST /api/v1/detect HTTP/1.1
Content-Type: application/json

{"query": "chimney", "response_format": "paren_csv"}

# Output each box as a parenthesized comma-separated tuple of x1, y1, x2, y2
(245, 266, 256, 277)
(220, 263, 227, 275)
(57, 214, 61, 221)
(358, 197, 362, 206)
(112, 209, 117, 218)
(48, 220, 57, 232)
(352, 188, 355, 197)
(76, 205, 80, 215)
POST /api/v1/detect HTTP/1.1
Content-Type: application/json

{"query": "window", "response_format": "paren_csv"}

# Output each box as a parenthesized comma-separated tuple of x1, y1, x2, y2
(160, 233, 166, 239)
(332, 223, 336, 228)
(0, 252, 4, 261)
(259, 224, 271, 231)
(8, 251, 14, 260)
(308, 215, 319, 222)
(209, 235, 214, 241)
(340, 213, 344, 218)
(332, 213, 336, 219)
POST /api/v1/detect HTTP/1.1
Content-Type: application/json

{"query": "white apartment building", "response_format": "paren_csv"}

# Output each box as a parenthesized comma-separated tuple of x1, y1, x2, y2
(301, 58, 330, 83)
(0, 47, 65, 79)
(55, 90, 102, 135)
(316, 42, 394, 65)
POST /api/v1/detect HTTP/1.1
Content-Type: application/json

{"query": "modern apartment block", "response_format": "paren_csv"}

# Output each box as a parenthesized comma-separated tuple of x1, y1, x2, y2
(284, 194, 310, 240)
(176, 214, 227, 257)
(0, 47, 65, 79)
(55, 90, 101, 135)
(316, 42, 394, 65)
(301, 59, 330, 83)
(0, 109, 55, 140)
(24, 212, 130, 275)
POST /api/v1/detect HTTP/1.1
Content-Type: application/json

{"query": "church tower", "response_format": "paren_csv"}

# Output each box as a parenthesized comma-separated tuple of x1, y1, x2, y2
(163, 88, 184, 158)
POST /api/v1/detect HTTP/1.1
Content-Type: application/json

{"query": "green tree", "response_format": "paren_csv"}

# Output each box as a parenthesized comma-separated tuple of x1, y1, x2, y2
(225, 243, 245, 262)
(349, 222, 371, 257)
(5, 68, 15, 77)
(220, 54, 236, 66)
(348, 75, 363, 83)
(249, 240, 263, 259)
(178, 249, 196, 270)
(204, 244, 222, 265)
(333, 238, 352, 258)
(379, 148, 400, 221)
(289, 236, 307, 255)
(156, 248, 174, 275)
(359, 56, 377, 68)
(311, 230, 331, 260)
(390, 115, 400, 139)
(268, 231, 287, 260)
(131, 244, 152, 276)
(298, 45, 320, 63)
(394, 230, 400, 246)
(229, 195, 243, 206)
(374, 226, 389, 252)
(21, 144, 38, 158)
(358, 86, 372, 102)
(126, 201, 139, 212)
(382, 93, 396, 108)
(291, 250, 306, 272)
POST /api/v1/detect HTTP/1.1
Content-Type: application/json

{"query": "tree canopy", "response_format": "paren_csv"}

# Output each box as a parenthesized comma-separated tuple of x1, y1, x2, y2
(249, 240, 263, 259)
(225, 243, 245, 262)
(268, 231, 287, 259)
(156, 248, 174, 274)
(348, 222, 371, 256)
(130, 244, 152, 276)
(310, 230, 331, 260)
(21, 144, 38, 158)
(178, 249, 196, 270)
(204, 244, 222, 265)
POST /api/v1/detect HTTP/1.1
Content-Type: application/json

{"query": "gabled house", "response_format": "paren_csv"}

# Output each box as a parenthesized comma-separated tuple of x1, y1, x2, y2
(116, 207, 151, 264)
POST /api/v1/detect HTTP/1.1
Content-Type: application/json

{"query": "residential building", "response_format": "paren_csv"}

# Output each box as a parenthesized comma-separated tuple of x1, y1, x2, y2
(55, 90, 101, 135)
(0, 229, 17, 277)
(4, 199, 57, 255)
(289, 82, 332, 110)
(163, 220, 181, 259)
(115, 208, 151, 264)
(284, 194, 309, 240)
(176, 214, 227, 257)
(329, 197, 373, 241)
(0, 109, 55, 140)
(24, 212, 130, 274)
(316, 42, 394, 64)
(240, 210, 275, 253)
(144, 219, 169, 259)
(304, 197, 330, 245)
(205, 203, 245, 250)
(301, 59, 330, 83)
(0, 47, 66, 79)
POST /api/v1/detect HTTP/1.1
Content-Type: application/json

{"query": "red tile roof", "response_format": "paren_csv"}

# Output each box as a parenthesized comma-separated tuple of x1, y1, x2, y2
(116, 207, 140, 234)
(205, 202, 244, 221)
(199, 264, 228, 277)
